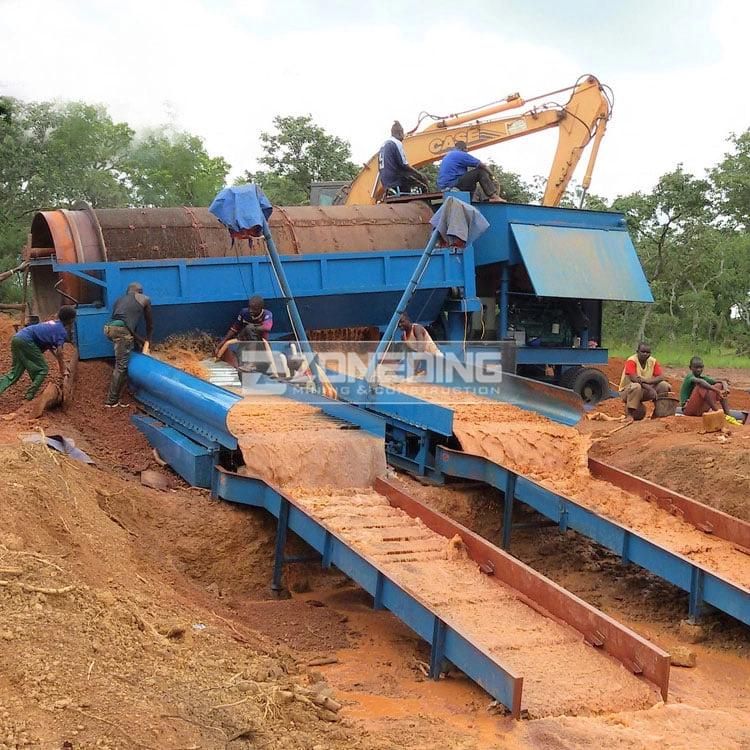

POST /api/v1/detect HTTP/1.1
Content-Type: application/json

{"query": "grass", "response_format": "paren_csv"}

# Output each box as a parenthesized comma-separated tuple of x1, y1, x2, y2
(608, 342, 750, 370)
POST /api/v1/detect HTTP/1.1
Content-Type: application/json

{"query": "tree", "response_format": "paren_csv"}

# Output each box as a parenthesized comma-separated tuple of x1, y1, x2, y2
(243, 115, 358, 205)
(0, 99, 134, 300)
(125, 128, 230, 206)
(711, 130, 750, 230)
(488, 163, 534, 203)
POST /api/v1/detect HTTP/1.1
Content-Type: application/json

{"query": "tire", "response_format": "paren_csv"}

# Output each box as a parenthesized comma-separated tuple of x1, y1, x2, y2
(559, 366, 610, 406)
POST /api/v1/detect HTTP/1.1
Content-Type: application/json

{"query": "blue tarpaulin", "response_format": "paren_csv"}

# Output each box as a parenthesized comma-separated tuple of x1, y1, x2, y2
(209, 184, 273, 233)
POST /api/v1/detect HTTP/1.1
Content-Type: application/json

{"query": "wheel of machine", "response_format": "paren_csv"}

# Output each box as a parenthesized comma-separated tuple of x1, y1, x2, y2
(559, 366, 609, 405)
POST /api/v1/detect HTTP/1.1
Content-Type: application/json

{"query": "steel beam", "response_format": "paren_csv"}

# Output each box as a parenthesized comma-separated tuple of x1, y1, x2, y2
(589, 458, 750, 550)
(436, 446, 750, 628)
(377, 477, 670, 701)
(212, 467, 524, 716)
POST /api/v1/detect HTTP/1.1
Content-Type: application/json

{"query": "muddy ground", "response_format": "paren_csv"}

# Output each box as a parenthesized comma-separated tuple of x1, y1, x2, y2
(1, 318, 750, 748)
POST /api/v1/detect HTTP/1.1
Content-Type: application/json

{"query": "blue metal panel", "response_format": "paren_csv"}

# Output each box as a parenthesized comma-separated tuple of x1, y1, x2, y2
(471, 203, 628, 267)
(509, 224, 653, 303)
(513, 346, 609, 366)
(331, 375, 454, 437)
(132, 414, 215, 487)
(56, 247, 475, 359)
(429, 366, 583, 427)
(212, 469, 523, 714)
(434, 447, 750, 627)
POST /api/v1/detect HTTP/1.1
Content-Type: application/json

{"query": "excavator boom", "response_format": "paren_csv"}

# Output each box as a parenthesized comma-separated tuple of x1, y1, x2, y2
(340, 75, 612, 206)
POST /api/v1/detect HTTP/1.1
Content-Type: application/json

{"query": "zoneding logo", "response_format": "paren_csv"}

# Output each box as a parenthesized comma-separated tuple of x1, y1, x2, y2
(234, 341, 506, 405)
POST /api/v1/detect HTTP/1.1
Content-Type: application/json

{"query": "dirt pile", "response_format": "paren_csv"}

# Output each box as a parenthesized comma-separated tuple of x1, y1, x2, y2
(152, 332, 215, 380)
(0, 443, 391, 749)
(229, 397, 386, 489)
(586, 415, 750, 521)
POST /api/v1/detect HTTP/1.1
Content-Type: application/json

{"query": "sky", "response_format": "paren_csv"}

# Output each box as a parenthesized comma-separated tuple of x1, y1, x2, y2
(1, 0, 748, 201)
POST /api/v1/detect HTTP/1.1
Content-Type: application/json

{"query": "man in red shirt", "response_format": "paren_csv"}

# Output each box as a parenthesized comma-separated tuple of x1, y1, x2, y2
(618, 342, 670, 419)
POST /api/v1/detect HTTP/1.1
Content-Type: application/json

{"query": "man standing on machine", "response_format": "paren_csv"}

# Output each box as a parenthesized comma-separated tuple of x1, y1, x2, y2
(104, 282, 153, 407)
(398, 314, 442, 377)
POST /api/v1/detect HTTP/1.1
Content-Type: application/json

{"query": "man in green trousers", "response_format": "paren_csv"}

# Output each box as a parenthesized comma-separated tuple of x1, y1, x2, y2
(0, 306, 77, 401)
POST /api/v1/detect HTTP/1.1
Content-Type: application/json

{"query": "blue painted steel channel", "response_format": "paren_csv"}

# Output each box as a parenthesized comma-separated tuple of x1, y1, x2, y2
(48, 243, 478, 359)
(436, 447, 750, 627)
(212, 468, 524, 717)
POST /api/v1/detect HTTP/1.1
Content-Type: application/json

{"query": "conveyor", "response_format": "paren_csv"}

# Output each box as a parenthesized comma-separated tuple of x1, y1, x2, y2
(127, 354, 669, 717)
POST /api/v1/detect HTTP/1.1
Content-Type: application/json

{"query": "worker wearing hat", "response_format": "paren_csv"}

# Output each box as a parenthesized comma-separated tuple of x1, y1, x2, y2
(104, 282, 153, 407)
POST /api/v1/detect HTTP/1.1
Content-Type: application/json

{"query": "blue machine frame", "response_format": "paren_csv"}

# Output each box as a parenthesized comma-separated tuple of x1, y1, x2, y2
(35, 199, 653, 392)
(45, 245, 479, 360)
(212, 468, 524, 716)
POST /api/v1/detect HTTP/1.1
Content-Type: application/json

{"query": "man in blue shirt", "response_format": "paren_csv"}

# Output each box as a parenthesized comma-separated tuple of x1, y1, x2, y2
(437, 141, 504, 202)
(378, 121, 429, 195)
(0, 305, 76, 401)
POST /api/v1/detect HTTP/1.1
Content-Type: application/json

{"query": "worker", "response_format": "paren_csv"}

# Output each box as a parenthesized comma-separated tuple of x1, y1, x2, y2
(0, 305, 76, 402)
(378, 121, 429, 196)
(104, 282, 154, 407)
(437, 141, 505, 202)
(398, 314, 442, 377)
(618, 342, 670, 419)
(216, 295, 273, 368)
(679, 356, 741, 422)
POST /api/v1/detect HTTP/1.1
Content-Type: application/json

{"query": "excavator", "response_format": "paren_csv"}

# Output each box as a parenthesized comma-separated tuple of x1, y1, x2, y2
(337, 74, 613, 206)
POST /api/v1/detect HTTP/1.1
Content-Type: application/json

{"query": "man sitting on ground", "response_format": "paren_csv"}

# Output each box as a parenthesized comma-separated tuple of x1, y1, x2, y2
(437, 141, 505, 202)
(618, 342, 670, 420)
(679, 356, 743, 424)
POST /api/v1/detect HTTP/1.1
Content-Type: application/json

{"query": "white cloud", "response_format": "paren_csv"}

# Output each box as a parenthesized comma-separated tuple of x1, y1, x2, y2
(0, 0, 747, 201)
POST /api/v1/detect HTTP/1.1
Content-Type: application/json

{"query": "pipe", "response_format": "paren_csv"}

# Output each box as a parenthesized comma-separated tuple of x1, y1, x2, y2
(260, 219, 325, 394)
(365, 227, 442, 385)
(498, 263, 510, 339)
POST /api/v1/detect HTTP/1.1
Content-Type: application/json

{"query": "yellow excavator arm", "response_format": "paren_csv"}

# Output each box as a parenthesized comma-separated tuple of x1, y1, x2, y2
(340, 75, 612, 206)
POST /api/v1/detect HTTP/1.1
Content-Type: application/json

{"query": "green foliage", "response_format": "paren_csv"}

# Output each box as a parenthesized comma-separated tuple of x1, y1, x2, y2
(125, 128, 230, 206)
(607, 340, 750, 370)
(0, 97, 233, 301)
(0, 99, 135, 300)
(711, 131, 750, 229)
(244, 115, 358, 205)
(487, 162, 534, 203)
(604, 138, 750, 351)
